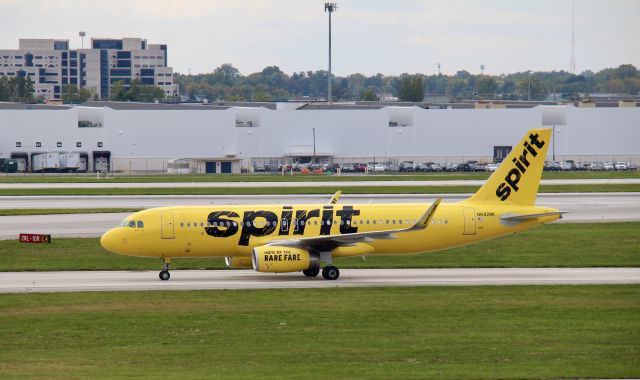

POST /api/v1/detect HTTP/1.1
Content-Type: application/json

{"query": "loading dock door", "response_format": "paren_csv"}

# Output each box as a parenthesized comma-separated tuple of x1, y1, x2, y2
(161, 213, 175, 239)
(462, 207, 477, 235)
(221, 161, 232, 174)
(205, 161, 216, 173)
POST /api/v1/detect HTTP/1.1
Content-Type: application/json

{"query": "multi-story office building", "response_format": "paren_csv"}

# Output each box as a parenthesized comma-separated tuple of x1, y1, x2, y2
(0, 37, 177, 100)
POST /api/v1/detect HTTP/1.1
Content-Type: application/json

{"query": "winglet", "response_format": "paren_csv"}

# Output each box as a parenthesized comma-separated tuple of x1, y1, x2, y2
(329, 190, 341, 204)
(409, 198, 442, 231)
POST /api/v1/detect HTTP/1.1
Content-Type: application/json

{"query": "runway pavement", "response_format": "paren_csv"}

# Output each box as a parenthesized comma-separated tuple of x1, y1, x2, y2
(1, 268, 638, 293)
(0, 193, 638, 239)
(0, 178, 639, 189)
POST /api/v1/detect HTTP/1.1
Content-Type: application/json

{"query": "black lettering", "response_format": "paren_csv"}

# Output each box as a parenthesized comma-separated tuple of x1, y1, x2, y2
(519, 149, 530, 168)
(505, 168, 521, 192)
(524, 141, 538, 157)
(205, 211, 239, 237)
(512, 157, 526, 173)
(294, 209, 320, 235)
(320, 207, 333, 235)
(336, 206, 360, 234)
(496, 183, 511, 201)
(238, 210, 278, 246)
(529, 133, 545, 149)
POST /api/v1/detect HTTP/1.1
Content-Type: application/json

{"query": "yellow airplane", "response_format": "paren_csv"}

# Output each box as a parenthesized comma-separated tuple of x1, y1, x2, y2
(101, 128, 563, 281)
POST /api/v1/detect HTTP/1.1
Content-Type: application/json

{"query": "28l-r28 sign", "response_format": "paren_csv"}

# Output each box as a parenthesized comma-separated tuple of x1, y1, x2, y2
(19, 234, 51, 244)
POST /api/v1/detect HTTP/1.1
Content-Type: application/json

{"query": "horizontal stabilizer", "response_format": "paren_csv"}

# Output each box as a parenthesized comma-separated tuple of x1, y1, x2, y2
(500, 211, 567, 222)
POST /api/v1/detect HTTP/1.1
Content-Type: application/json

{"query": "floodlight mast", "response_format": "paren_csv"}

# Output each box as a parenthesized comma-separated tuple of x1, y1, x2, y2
(79, 31, 86, 49)
(325, 3, 337, 103)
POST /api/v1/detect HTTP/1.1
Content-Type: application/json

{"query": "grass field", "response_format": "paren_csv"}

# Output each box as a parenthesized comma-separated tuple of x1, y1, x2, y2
(0, 183, 639, 196)
(0, 208, 141, 216)
(1, 170, 638, 183)
(1, 222, 638, 272)
(0, 285, 638, 379)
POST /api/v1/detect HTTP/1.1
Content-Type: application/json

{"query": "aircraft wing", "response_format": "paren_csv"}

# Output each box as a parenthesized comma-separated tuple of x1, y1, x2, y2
(266, 198, 441, 251)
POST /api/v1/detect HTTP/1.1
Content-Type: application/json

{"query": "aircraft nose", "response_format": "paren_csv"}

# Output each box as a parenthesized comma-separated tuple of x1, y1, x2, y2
(100, 228, 121, 254)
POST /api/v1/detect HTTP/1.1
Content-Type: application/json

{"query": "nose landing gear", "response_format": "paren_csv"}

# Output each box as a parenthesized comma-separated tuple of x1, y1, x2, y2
(159, 257, 171, 281)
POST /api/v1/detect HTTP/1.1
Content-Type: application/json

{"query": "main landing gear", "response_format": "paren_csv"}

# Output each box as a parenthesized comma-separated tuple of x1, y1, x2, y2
(159, 258, 171, 281)
(303, 266, 340, 280)
(322, 266, 340, 280)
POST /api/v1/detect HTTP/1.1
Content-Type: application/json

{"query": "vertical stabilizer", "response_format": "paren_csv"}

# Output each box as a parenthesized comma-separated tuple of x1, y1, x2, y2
(464, 128, 551, 206)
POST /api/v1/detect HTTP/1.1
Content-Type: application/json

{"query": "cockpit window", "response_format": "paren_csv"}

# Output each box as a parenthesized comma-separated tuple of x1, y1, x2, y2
(137, 221, 144, 228)
(118, 219, 128, 227)
(128, 220, 136, 228)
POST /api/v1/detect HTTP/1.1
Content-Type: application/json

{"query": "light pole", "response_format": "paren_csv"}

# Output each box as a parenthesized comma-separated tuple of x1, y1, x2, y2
(527, 70, 532, 101)
(312, 127, 317, 164)
(325, 3, 337, 103)
(79, 31, 86, 49)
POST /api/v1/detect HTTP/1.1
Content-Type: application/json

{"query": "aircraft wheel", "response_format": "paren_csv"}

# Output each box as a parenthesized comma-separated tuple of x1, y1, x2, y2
(303, 268, 320, 277)
(159, 270, 170, 281)
(322, 266, 340, 280)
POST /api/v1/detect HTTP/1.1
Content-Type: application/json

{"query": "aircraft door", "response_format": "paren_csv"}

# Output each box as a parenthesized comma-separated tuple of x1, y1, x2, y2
(161, 213, 175, 239)
(462, 207, 477, 235)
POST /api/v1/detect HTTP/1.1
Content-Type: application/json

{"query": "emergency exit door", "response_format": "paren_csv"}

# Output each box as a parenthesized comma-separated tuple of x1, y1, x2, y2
(161, 213, 175, 239)
(462, 207, 477, 235)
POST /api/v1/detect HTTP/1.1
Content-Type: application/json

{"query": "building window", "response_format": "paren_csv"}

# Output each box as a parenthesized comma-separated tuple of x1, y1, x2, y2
(97, 142, 103, 148)
(57, 142, 62, 148)
(16, 142, 21, 147)
(35, 142, 41, 147)
(76, 142, 82, 148)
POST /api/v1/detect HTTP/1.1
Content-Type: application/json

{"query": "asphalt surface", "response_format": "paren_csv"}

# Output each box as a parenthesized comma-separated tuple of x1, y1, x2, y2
(0, 178, 639, 189)
(1, 193, 638, 239)
(0, 268, 638, 293)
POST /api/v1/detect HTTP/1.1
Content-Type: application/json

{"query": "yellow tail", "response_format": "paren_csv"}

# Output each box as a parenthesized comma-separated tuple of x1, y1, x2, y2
(464, 128, 551, 206)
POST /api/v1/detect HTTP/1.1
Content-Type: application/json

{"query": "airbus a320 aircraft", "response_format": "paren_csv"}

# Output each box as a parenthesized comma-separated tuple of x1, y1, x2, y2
(101, 128, 563, 281)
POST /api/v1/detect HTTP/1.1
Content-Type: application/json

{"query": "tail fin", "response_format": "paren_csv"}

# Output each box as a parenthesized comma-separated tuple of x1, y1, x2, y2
(464, 128, 551, 206)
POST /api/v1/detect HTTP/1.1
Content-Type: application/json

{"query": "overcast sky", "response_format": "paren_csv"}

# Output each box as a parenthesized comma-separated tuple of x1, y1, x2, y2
(1, 0, 638, 76)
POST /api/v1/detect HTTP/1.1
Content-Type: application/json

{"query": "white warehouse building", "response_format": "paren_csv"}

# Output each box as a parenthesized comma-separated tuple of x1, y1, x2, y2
(0, 101, 638, 173)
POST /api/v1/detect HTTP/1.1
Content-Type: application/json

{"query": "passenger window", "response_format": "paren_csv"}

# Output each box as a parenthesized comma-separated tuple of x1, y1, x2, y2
(187, 223, 190, 227)
(137, 221, 144, 228)
(180, 223, 184, 227)
(128, 220, 135, 228)
(200, 222, 204, 227)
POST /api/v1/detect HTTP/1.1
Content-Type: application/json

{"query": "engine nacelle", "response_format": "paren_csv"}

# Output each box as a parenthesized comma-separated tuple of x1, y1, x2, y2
(252, 245, 318, 273)
(225, 256, 253, 269)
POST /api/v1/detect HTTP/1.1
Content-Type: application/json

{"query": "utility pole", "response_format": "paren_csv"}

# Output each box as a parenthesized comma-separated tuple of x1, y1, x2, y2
(79, 31, 85, 49)
(528, 71, 532, 101)
(325, 3, 337, 103)
(312, 127, 317, 164)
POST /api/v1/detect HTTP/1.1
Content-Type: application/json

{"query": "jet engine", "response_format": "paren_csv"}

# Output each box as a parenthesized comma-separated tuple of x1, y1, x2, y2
(252, 245, 319, 273)
(225, 256, 254, 269)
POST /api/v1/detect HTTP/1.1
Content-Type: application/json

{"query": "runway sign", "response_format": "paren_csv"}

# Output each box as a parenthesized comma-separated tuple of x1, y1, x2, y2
(19, 234, 51, 244)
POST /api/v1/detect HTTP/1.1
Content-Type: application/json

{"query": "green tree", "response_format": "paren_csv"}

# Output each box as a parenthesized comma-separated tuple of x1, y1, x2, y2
(109, 80, 127, 101)
(397, 75, 424, 102)
(62, 84, 92, 103)
(475, 76, 498, 98)
(361, 89, 378, 101)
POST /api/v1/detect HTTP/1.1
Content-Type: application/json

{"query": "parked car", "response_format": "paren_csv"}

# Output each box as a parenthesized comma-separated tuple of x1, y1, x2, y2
(354, 163, 368, 172)
(399, 161, 415, 172)
(367, 163, 386, 172)
(444, 163, 459, 172)
(615, 161, 630, 170)
(414, 162, 430, 172)
(589, 162, 606, 171)
(603, 162, 615, 171)
(341, 163, 356, 172)
(427, 162, 443, 172)
(484, 163, 499, 172)
(559, 161, 575, 171)
(544, 161, 561, 171)
(457, 163, 474, 172)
